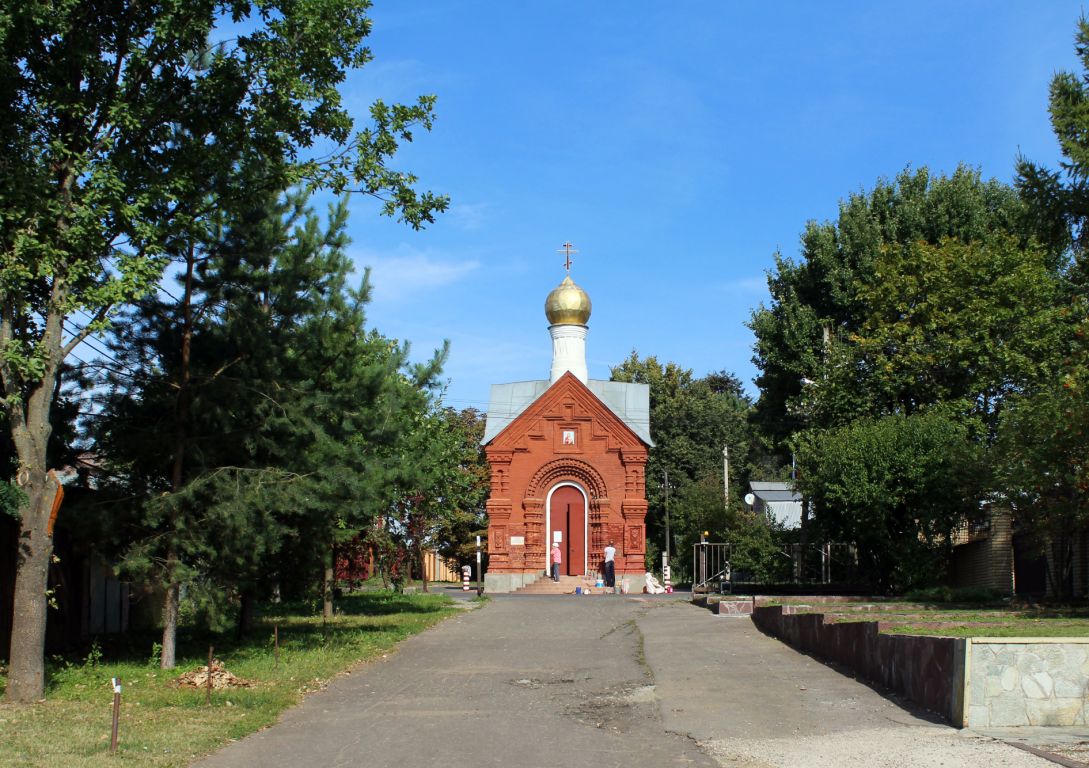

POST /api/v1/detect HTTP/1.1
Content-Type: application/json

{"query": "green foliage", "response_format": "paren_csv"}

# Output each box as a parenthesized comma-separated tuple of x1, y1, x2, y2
(91, 185, 450, 630)
(0, 0, 448, 699)
(0, 478, 25, 517)
(1005, 17, 1089, 597)
(424, 407, 490, 570)
(993, 315, 1089, 597)
(0, 0, 446, 410)
(811, 233, 1063, 432)
(669, 473, 782, 582)
(751, 165, 1075, 593)
(793, 409, 982, 592)
(1016, 15, 1089, 276)
(749, 165, 1062, 448)
(610, 352, 764, 574)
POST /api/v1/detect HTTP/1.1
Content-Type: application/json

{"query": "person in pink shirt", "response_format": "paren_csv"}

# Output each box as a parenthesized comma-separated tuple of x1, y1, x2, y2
(550, 542, 561, 581)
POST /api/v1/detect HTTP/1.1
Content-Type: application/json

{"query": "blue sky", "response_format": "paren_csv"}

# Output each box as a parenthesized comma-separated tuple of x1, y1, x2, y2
(333, 2, 1082, 412)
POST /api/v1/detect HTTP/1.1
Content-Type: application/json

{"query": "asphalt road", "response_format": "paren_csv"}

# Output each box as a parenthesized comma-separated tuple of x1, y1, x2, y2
(194, 596, 1056, 768)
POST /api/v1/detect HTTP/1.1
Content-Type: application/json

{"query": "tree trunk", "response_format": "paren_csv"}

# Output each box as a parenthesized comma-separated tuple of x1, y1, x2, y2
(418, 544, 428, 593)
(160, 564, 179, 670)
(237, 591, 254, 639)
(160, 247, 194, 669)
(323, 543, 335, 619)
(5, 472, 57, 702)
(3, 289, 64, 702)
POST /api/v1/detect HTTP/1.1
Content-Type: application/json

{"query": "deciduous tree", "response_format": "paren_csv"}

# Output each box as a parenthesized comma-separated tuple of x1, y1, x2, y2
(0, 0, 446, 700)
(793, 410, 982, 592)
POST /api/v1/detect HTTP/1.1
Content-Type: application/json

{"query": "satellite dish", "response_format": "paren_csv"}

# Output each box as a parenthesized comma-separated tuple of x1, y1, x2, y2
(744, 493, 755, 507)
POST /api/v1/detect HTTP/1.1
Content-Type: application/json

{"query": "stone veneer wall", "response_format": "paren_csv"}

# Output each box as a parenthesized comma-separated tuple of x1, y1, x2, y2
(964, 638, 1089, 728)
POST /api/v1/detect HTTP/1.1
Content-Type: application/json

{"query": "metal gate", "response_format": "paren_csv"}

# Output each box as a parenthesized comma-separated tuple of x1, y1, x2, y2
(692, 541, 858, 593)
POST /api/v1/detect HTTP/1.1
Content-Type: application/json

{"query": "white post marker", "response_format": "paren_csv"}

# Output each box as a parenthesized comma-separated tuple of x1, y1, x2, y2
(462, 564, 471, 591)
(475, 535, 482, 593)
(109, 677, 122, 753)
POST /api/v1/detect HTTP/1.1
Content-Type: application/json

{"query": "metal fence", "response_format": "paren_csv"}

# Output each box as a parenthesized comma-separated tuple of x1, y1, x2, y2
(692, 541, 859, 592)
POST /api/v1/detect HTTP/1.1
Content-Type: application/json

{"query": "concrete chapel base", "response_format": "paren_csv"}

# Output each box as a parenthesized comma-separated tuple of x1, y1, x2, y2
(484, 572, 543, 593)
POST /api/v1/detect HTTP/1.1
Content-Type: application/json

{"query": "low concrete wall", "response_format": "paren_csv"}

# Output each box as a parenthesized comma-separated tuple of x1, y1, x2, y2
(964, 638, 1089, 728)
(484, 572, 540, 593)
(752, 605, 958, 721)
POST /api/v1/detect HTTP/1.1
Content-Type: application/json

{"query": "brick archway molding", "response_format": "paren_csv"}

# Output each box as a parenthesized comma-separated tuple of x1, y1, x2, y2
(525, 458, 609, 501)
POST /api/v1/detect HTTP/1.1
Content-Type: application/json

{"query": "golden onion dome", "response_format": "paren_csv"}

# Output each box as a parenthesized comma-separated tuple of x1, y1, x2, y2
(545, 275, 592, 326)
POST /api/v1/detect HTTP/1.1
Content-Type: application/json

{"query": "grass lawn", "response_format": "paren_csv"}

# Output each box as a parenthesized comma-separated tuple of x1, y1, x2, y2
(880, 614, 1089, 637)
(777, 601, 1089, 638)
(0, 592, 460, 767)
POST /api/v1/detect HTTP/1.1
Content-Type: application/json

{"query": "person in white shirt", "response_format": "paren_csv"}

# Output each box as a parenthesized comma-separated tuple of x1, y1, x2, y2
(603, 541, 616, 588)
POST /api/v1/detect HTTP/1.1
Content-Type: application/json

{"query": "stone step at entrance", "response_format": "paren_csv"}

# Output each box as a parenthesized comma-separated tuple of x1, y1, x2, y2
(514, 573, 614, 595)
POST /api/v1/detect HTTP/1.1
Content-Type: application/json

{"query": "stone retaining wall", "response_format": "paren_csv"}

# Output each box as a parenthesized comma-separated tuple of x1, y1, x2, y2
(752, 604, 957, 720)
(751, 605, 1089, 728)
(963, 638, 1089, 727)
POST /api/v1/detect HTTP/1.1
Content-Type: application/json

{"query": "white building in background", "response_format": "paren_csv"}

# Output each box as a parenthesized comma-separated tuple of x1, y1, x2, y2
(749, 481, 802, 529)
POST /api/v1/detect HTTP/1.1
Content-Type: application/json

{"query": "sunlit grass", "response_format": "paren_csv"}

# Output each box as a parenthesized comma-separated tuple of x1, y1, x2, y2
(777, 602, 1089, 638)
(0, 592, 458, 767)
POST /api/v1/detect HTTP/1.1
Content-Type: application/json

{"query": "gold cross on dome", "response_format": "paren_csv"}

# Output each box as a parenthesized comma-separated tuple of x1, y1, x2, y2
(558, 241, 578, 272)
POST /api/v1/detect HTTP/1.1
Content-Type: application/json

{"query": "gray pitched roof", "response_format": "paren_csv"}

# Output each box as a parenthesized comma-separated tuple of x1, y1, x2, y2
(749, 481, 802, 529)
(481, 379, 653, 447)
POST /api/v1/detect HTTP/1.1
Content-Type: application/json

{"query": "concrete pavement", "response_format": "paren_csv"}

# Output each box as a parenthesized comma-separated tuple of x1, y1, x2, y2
(195, 596, 1058, 768)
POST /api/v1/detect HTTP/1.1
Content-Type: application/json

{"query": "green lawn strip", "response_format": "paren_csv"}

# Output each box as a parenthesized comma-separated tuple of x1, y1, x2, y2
(784, 603, 1089, 638)
(881, 620, 1089, 637)
(0, 592, 458, 767)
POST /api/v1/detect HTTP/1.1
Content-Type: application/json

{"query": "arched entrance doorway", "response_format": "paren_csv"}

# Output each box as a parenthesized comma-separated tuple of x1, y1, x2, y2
(547, 483, 586, 576)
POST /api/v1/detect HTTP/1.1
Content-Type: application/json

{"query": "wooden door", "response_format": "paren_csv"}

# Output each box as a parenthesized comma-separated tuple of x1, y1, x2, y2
(549, 485, 585, 576)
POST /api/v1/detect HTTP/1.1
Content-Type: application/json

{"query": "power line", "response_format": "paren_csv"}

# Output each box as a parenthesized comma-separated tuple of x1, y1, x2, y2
(62, 320, 120, 363)
(61, 320, 142, 381)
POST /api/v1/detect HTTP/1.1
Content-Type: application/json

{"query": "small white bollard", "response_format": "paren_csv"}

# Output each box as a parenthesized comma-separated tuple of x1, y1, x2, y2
(663, 564, 672, 592)
(462, 565, 471, 591)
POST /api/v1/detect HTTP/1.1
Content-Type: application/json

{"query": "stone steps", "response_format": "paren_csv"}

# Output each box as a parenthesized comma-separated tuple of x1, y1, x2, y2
(514, 574, 605, 595)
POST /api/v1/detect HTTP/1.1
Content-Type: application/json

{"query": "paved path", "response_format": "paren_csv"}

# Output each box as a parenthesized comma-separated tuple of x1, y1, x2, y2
(196, 597, 1055, 768)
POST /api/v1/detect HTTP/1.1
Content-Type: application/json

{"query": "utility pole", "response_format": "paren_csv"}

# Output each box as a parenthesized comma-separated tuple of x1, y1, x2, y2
(663, 469, 671, 571)
(722, 445, 729, 505)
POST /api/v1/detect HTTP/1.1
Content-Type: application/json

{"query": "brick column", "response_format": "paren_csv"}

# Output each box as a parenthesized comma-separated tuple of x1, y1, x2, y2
(619, 449, 648, 574)
(524, 498, 545, 573)
(485, 449, 514, 572)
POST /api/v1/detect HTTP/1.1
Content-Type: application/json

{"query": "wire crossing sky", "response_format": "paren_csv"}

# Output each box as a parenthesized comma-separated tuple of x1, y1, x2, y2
(336, 2, 1081, 411)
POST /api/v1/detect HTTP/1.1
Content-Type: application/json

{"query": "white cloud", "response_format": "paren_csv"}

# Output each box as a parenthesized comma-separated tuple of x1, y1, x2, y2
(447, 202, 489, 231)
(721, 276, 769, 296)
(353, 247, 480, 303)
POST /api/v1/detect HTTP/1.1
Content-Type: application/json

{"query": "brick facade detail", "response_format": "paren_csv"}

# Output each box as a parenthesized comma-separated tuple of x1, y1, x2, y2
(484, 372, 648, 577)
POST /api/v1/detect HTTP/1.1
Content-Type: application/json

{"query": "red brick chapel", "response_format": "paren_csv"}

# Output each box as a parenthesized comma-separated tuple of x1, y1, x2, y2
(481, 249, 652, 592)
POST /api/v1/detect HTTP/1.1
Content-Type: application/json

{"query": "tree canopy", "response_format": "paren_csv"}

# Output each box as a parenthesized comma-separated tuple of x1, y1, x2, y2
(751, 162, 1080, 593)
